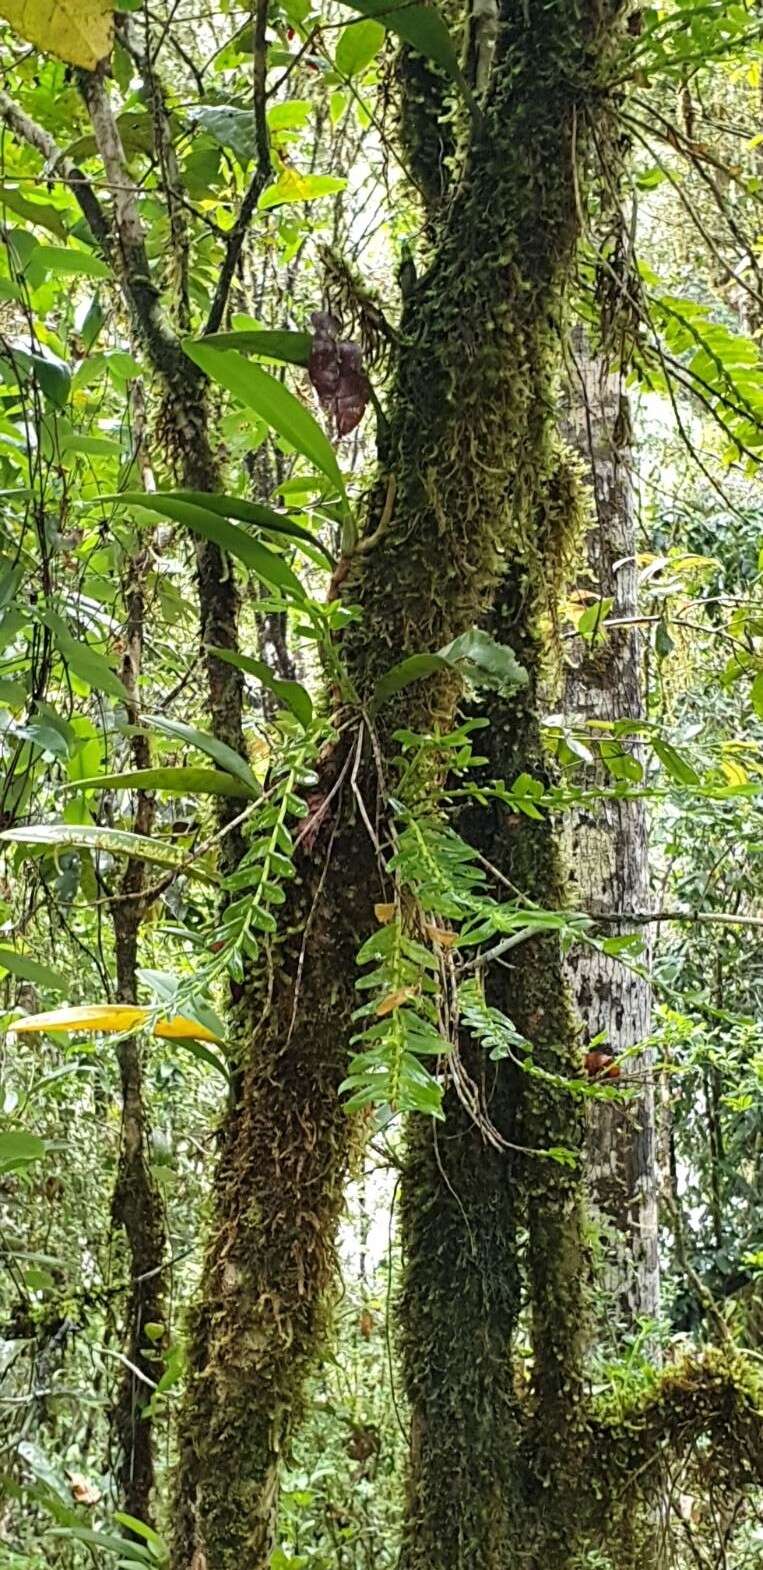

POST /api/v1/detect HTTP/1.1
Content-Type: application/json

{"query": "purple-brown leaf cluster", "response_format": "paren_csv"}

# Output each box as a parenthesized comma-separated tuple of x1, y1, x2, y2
(308, 310, 370, 437)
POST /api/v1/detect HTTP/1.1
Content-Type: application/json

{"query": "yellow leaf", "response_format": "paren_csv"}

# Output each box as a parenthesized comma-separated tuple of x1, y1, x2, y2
(721, 759, 748, 786)
(425, 923, 457, 948)
(11, 1004, 221, 1043)
(0, 0, 114, 70)
(375, 988, 415, 1017)
(374, 902, 396, 924)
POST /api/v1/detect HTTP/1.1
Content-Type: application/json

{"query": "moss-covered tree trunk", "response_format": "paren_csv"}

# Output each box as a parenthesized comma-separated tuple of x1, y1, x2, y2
(171, 5, 628, 1565)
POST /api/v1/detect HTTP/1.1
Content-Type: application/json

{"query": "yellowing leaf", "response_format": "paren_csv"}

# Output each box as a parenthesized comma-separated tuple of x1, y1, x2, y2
(721, 758, 748, 787)
(375, 988, 415, 1017)
(425, 924, 457, 948)
(11, 1005, 221, 1043)
(0, 0, 114, 69)
(374, 902, 396, 924)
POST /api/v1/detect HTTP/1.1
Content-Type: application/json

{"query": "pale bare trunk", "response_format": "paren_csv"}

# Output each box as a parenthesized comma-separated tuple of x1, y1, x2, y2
(564, 341, 661, 1331)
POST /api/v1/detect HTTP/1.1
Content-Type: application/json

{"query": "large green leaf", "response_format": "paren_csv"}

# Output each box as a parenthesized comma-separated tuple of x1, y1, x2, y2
(64, 766, 255, 800)
(0, 946, 67, 992)
(0, 1130, 47, 1173)
(652, 738, 700, 786)
(171, 489, 332, 562)
(336, 0, 467, 96)
(183, 341, 348, 506)
(141, 714, 259, 794)
(101, 492, 306, 600)
(200, 330, 312, 367)
(208, 646, 313, 730)
(373, 629, 526, 709)
(0, 824, 219, 884)
(0, 185, 68, 238)
(35, 245, 110, 280)
(335, 16, 385, 76)
(45, 611, 130, 704)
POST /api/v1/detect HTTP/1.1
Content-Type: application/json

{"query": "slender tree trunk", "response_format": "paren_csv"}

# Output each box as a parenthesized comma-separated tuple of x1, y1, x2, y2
(109, 526, 166, 1526)
(563, 341, 661, 1331)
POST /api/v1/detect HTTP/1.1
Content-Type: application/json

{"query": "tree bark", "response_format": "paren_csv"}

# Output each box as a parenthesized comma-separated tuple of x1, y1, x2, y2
(170, 4, 629, 1563)
(563, 341, 661, 1331)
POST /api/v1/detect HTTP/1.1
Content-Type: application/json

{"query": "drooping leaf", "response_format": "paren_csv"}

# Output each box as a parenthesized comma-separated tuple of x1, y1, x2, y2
(198, 330, 312, 367)
(140, 713, 259, 794)
(12, 1004, 223, 1044)
(170, 489, 332, 562)
(207, 646, 313, 729)
(0, 946, 67, 992)
(100, 492, 307, 599)
(653, 737, 700, 786)
(336, 0, 467, 97)
(45, 611, 130, 705)
(188, 104, 258, 165)
(182, 341, 348, 506)
(0, 0, 114, 69)
(64, 766, 255, 800)
(0, 823, 219, 884)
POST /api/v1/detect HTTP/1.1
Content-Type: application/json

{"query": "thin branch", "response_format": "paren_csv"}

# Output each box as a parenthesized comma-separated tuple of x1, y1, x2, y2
(594, 908, 763, 931)
(204, 0, 272, 335)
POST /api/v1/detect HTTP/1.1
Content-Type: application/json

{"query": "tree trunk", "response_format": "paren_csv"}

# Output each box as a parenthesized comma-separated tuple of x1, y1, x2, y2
(563, 342, 661, 1332)
(170, 6, 627, 1563)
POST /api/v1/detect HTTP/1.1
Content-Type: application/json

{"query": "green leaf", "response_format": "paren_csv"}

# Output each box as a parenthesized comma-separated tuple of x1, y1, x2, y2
(653, 737, 700, 786)
(48, 1528, 152, 1564)
(335, 16, 385, 75)
(182, 341, 348, 507)
(439, 628, 527, 694)
(64, 767, 255, 800)
(373, 653, 447, 707)
(0, 823, 219, 885)
(30, 354, 70, 409)
(60, 433, 121, 458)
(0, 185, 69, 238)
(207, 646, 313, 729)
(336, 0, 467, 97)
(373, 629, 526, 708)
(0, 1130, 46, 1171)
(199, 329, 311, 367)
(577, 597, 613, 644)
(141, 714, 259, 794)
(259, 171, 347, 211)
(170, 489, 331, 562)
(751, 671, 763, 720)
(35, 245, 110, 280)
(44, 611, 130, 704)
(102, 492, 307, 600)
(0, 946, 67, 992)
(188, 104, 257, 164)
(113, 1514, 167, 1560)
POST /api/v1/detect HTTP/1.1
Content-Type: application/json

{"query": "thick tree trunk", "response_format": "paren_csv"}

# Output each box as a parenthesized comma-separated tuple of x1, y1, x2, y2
(563, 343, 661, 1331)
(171, 6, 627, 1564)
